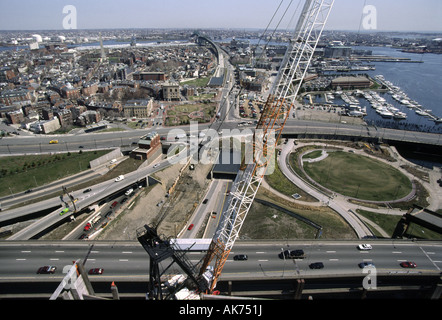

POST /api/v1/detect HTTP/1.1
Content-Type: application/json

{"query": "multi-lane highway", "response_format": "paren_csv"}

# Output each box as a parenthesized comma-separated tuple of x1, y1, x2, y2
(1, 118, 441, 157)
(0, 240, 440, 296)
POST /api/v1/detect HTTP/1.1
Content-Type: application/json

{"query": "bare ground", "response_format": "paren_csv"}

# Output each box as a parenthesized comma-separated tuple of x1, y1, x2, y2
(96, 160, 213, 241)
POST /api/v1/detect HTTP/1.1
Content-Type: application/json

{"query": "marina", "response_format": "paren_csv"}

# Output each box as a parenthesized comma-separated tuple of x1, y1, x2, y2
(302, 74, 442, 134)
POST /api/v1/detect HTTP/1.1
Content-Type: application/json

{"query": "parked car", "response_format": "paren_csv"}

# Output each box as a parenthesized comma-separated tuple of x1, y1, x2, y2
(37, 266, 57, 274)
(309, 262, 324, 269)
(233, 254, 248, 261)
(357, 244, 372, 251)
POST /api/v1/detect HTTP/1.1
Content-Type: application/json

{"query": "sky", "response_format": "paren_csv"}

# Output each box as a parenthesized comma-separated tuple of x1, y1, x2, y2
(0, 0, 441, 32)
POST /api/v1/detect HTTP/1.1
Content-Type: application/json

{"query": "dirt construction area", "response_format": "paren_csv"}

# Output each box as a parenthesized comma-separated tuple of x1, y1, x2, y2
(96, 159, 213, 241)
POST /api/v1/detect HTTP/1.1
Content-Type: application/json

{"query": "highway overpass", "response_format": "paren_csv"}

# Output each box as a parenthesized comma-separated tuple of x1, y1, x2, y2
(1, 120, 441, 158)
(0, 239, 440, 299)
(1, 151, 186, 240)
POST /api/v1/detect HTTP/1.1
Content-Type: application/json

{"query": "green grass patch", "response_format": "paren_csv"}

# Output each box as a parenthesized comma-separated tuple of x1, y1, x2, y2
(303, 151, 412, 201)
(180, 77, 211, 87)
(0, 150, 108, 197)
(264, 153, 318, 202)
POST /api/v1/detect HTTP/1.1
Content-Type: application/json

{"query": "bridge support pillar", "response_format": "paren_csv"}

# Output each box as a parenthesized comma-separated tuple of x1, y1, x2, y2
(294, 279, 304, 299)
(228, 281, 232, 296)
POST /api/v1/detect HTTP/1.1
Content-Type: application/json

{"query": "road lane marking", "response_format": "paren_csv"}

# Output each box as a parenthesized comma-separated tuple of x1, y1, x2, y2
(256, 252, 266, 254)
(122, 251, 133, 254)
(50, 258, 59, 261)
(21, 251, 31, 253)
(119, 259, 129, 262)
(329, 259, 339, 261)
(16, 259, 26, 261)
(392, 251, 402, 254)
(326, 251, 336, 253)
(258, 260, 268, 262)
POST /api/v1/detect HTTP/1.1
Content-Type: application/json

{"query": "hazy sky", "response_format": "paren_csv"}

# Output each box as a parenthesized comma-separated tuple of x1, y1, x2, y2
(0, 0, 441, 32)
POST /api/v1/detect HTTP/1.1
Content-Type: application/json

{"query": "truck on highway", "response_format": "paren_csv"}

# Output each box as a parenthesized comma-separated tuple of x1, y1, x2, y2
(83, 214, 101, 231)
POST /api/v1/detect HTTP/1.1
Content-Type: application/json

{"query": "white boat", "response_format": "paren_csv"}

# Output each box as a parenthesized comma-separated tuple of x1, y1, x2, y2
(415, 109, 428, 116)
(393, 112, 407, 120)
(377, 108, 394, 118)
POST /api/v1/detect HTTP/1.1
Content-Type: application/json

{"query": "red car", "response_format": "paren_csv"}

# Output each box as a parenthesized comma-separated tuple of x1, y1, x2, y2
(88, 268, 104, 275)
(187, 224, 194, 230)
(400, 261, 417, 268)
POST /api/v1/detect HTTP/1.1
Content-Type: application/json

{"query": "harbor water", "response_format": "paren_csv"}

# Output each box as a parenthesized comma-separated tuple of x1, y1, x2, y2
(327, 46, 442, 134)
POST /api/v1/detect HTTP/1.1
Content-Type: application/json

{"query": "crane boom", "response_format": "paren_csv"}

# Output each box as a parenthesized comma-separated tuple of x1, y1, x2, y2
(199, 0, 334, 293)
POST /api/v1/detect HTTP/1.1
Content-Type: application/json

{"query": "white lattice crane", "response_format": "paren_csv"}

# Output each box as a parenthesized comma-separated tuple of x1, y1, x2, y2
(199, 0, 335, 293)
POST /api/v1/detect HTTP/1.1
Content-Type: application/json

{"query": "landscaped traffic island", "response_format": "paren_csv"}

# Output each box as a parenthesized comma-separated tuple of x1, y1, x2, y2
(302, 150, 412, 201)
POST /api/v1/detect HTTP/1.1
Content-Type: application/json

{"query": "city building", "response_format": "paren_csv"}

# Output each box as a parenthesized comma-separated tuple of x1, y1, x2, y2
(130, 131, 162, 162)
(330, 76, 371, 90)
(123, 99, 153, 118)
(133, 71, 166, 81)
(162, 83, 180, 101)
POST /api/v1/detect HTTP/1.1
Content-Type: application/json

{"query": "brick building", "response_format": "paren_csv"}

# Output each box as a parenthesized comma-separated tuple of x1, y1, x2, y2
(130, 131, 162, 162)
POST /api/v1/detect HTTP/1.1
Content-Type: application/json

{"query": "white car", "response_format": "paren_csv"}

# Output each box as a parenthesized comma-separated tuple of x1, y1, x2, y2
(115, 175, 125, 182)
(125, 188, 133, 196)
(357, 244, 372, 251)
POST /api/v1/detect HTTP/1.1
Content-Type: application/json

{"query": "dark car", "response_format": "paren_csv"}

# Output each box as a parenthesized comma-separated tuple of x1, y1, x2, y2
(83, 188, 92, 193)
(400, 261, 417, 268)
(279, 249, 305, 259)
(37, 266, 57, 274)
(358, 262, 375, 268)
(88, 268, 104, 275)
(309, 262, 324, 269)
(233, 254, 248, 261)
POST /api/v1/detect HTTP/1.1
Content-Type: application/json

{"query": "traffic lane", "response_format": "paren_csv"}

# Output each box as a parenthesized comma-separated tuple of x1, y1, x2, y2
(218, 243, 441, 276)
(182, 179, 229, 238)
(204, 180, 231, 238)
(0, 244, 91, 277)
(0, 243, 149, 279)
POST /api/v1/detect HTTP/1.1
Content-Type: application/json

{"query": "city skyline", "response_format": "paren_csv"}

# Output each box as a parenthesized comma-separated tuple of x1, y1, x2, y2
(0, 0, 441, 32)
